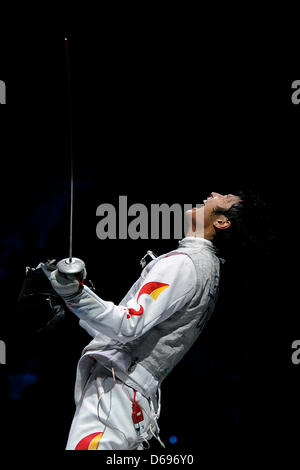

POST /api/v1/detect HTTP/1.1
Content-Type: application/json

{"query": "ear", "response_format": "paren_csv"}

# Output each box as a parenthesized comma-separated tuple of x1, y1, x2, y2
(213, 214, 231, 231)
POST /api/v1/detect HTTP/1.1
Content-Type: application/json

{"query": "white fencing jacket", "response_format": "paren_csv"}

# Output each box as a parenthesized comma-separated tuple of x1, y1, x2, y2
(65, 237, 222, 403)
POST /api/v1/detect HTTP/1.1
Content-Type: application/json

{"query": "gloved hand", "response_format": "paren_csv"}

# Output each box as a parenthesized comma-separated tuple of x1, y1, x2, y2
(38, 261, 87, 299)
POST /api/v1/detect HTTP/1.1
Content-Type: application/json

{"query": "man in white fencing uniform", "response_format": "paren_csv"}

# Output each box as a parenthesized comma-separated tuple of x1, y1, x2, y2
(41, 191, 243, 450)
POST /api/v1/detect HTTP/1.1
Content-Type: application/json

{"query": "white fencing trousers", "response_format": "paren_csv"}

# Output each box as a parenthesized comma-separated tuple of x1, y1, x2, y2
(65, 368, 156, 450)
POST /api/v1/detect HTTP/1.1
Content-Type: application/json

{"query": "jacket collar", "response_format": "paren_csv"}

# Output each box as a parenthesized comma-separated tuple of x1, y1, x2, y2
(178, 237, 217, 254)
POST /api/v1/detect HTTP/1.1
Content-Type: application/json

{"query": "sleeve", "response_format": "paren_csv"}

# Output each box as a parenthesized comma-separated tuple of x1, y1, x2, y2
(78, 319, 100, 338)
(64, 254, 197, 343)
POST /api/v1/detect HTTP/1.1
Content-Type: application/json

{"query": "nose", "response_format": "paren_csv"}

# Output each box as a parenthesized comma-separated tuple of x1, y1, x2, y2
(210, 192, 222, 198)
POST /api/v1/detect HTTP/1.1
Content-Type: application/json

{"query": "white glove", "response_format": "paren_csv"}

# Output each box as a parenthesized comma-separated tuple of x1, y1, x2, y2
(39, 262, 87, 299)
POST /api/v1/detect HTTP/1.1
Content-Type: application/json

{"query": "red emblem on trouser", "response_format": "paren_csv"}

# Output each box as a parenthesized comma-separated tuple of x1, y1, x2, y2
(75, 432, 103, 450)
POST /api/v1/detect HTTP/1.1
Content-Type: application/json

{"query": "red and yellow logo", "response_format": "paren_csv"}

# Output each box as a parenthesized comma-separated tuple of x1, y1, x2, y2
(75, 432, 103, 450)
(128, 281, 169, 317)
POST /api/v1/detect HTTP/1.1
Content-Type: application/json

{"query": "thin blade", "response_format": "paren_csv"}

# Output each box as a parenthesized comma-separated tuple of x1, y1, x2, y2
(65, 37, 73, 263)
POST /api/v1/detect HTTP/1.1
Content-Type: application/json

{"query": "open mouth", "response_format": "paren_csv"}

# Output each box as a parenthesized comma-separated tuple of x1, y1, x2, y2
(203, 196, 212, 204)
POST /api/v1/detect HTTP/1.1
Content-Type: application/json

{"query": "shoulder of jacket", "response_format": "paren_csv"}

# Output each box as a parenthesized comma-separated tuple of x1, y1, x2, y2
(156, 252, 194, 270)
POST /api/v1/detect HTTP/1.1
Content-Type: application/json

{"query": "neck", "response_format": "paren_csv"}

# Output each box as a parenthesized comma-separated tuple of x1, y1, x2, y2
(186, 226, 215, 241)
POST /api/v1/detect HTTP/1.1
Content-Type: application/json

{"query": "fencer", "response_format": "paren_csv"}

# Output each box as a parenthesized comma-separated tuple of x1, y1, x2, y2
(41, 192, 243, 450)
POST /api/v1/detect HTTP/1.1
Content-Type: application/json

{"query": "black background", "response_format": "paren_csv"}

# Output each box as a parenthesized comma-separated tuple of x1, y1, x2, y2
(0, 24, 298, 463)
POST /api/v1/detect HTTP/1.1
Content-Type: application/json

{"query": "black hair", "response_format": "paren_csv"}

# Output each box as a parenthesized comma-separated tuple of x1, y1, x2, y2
(212, 190, 276, 259)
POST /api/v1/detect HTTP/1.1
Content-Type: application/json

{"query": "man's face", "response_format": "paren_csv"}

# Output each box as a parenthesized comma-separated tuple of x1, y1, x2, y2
(203, 192, 242, 212)
(185, 192, 242, 237)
